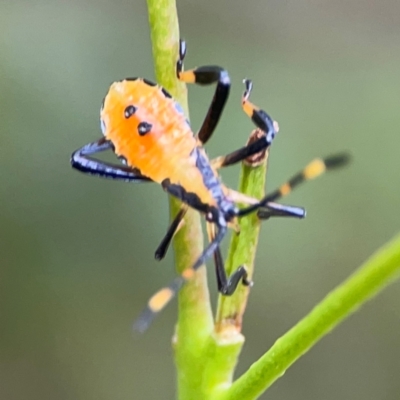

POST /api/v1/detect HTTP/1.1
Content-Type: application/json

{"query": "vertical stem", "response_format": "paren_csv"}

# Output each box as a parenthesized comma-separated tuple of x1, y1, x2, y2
(146, 1, 214, 398)
(215, 130, 269, 333)
(201, 130, 270, 399)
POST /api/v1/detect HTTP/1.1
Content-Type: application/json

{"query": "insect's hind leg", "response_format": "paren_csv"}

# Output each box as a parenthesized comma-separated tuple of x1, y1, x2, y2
(206, 223, 252, 295)
(257, 153, 350, 218)
(177, 40, 230, 145)
(239, 153, 350, 218)
(133, 222, 228, 332)
(262, 154, 350, 204)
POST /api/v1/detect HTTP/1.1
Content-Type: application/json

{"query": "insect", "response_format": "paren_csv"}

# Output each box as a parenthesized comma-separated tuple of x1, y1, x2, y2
(71, 40, 349, 331)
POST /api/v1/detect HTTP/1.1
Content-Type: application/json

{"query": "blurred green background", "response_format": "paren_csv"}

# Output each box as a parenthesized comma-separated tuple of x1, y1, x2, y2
(1, 1, 400, 399)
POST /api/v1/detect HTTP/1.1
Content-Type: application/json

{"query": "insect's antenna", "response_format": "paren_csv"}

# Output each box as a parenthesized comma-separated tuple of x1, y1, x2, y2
(238, 153, 351, 218)
(133, 224, 227, 332)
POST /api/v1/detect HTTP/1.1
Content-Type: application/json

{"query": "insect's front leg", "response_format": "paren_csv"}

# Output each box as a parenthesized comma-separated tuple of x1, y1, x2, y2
(71, 138, 152, 182)
(177, 40, 231, 145)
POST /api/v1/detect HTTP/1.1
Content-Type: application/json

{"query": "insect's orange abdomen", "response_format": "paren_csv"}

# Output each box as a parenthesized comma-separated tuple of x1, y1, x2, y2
(101, 79, 196, 180)
(100, 79, 221, 206)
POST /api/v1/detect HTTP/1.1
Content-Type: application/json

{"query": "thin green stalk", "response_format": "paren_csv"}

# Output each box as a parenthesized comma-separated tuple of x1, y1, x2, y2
(146, 3, 273, 394)
(215, 134, 270, 334)
(217, 233, 400, 400)
(200, 132, 271, 398)
(146, 0, 214, 398)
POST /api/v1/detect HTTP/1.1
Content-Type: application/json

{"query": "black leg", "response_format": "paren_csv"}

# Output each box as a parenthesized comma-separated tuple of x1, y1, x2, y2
(212, 136, 271, 169)
(212, 243, 226, 291)
(155, 205, 188, 261)
(133, 222, 228, 332)
(177, 40, 230, 145)
(226, 188, 305, 219)
(257, 207, 306, 219)
(219, 265, 252, 295)
(71, 138, 152, 182)
(241, 201, 306, 218)
(211, 80, 278, 169)
(237, 198, 305, 219)
(207, 223, 252, 295)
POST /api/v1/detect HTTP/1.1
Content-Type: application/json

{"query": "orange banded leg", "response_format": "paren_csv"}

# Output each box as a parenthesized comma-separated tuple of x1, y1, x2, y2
(211, 80, 278, 169)
(238, 153, 350, 218)
(133, 223, 228, 332)
(154, 205, 188, 260)
(206, 223, 252, 294)
(177, 40, 230, 145)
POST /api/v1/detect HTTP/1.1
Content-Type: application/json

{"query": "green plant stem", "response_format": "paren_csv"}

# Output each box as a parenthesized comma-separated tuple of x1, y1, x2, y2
(146, 4, 273, 394)
(217, 233, 400, 400)
(146, 0, 214, 398)
(215, 145, 269, 333)
(202, 134, 270, 398)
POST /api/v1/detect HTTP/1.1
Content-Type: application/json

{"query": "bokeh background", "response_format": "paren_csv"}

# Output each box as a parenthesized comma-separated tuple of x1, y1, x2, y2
(2, 1, 400, 399)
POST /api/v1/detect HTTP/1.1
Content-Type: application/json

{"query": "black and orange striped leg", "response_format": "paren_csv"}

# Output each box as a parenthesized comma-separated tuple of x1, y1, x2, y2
(154, 205, 188, 260)
(258, 153, 350, 218)
(133, 222, 228, 332)
(206, 223, 252, 295)
(211, 79, 277, 169)
(239, 153, 351, 218)
(177, 40, 230, 145)
(71, 138, 152, 182)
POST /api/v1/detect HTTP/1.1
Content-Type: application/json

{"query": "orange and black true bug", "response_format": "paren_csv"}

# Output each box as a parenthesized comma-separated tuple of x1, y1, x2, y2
(71, 41, 349, 331)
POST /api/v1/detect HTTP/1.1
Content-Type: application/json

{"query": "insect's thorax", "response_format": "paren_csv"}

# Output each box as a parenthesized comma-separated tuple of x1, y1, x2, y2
(101, 79, 236, 218)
